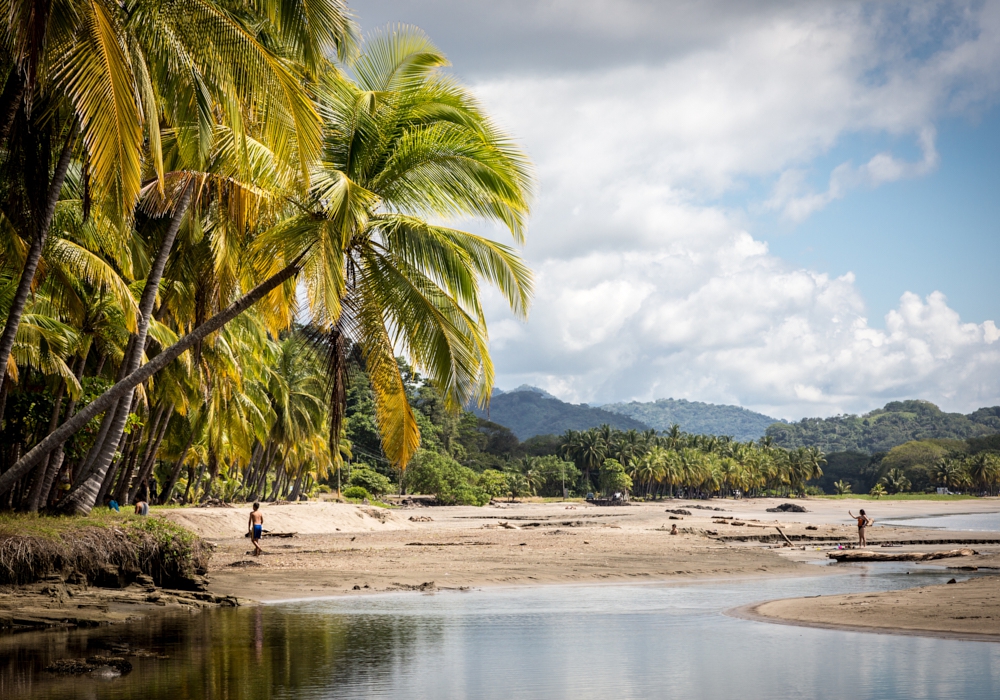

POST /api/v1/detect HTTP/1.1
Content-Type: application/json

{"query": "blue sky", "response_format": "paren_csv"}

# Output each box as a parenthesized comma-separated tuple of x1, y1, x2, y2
(354, 1, 1000, 419)
(760, 107, 1000, 325)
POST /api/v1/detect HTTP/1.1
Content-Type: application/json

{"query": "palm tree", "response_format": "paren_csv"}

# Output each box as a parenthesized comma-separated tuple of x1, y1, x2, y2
(933, 459, 965, 492)
(258, 27, 533, 470)
(1, 25, 534, 513)
(572, 429, 607, 490)
(0, 0, 354, 387)
(881, 468, 911, 494)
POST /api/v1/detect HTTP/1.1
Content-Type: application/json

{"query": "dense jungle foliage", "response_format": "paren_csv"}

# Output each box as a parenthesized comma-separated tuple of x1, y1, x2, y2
(603, 398, 780, 442)
(766, 400, 1000, 455)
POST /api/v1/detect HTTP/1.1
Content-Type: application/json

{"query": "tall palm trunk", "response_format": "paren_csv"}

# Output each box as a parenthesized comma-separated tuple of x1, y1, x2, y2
(111, 407, 148, 504)
(80, 184, 194, 503)
(74, 339, 135, 487)
(0, 251, 308, 508)
(129, 404, 173, 503)
(115, 402, 164, 503)
(26, 380, 66, 512)
(160, 429, 194, 505)
(0, 127, 75, 385)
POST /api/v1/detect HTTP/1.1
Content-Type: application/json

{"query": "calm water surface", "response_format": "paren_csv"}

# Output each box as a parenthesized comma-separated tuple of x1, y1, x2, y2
(2, 564, 997, 700)
(877, 511, 1000, 532)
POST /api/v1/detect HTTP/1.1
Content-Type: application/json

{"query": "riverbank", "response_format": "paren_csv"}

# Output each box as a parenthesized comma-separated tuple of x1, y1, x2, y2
(746, 574, 1000, 641)
(160, 498, 1000, 616)
(8, 497, 994, 637)
(0, 513, 239, 632)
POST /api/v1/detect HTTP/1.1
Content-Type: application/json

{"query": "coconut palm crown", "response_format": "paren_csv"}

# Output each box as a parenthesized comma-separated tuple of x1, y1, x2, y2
(258, 27, 534, 469)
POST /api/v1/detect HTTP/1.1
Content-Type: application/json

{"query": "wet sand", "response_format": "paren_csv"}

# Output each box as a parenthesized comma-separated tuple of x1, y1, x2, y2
(157, 497, 1000, 645)
(747, 575, 1000, 641)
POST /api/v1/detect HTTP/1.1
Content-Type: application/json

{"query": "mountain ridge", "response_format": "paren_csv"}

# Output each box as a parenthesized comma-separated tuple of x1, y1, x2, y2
(766, 400, 1000, 454)
(602, 397, 781, 442)
(473, 391, 650, 439)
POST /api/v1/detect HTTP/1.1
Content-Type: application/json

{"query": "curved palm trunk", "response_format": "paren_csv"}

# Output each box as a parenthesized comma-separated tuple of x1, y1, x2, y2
(74, 340, 134, 487)
(81, 185, 194, 503)
(26, 380, 66, 511)
(0, 252, 308, 508)
(0, 128, 75, 382)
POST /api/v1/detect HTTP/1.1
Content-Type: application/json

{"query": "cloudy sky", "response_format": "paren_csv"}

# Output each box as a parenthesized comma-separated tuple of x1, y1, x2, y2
(353, 0, 1000, 420)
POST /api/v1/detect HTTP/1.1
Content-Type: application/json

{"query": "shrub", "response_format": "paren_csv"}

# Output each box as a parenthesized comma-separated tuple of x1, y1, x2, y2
(405, 450, 489, 506)
(478, 469, 508, 498)
(599, 458, 632, 496)
(349, 467, 393, 497)
(342, 486, 370, 500)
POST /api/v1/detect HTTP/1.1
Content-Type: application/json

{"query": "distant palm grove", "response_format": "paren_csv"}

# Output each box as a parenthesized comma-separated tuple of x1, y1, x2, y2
(0, 1, 533, 513)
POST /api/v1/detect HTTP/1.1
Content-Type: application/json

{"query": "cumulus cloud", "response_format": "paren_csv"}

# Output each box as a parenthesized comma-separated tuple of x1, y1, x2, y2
(359, 1, 1000, 418)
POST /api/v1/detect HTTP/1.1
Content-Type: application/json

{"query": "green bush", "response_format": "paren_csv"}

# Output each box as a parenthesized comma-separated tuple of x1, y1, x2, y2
(405, 450, 489, 506)
(599, 458, 632, 496)
(342, 486, 370, 500)
(478, 469, 508, 498)
(349, 467, 393, 497)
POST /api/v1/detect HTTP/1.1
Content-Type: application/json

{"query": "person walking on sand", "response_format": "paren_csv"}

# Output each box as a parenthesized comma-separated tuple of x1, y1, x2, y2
(849, 509, 872, 547)
(249, 502, 264, 556)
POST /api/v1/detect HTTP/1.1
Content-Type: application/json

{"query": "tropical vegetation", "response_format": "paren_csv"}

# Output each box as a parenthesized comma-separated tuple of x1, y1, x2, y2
(0, 4, 533, 514)
(767, 400, 1000, 454)
(603, 397, 779, 442)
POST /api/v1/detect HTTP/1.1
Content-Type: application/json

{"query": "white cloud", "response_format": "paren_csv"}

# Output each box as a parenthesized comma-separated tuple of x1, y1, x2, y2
(766, 128, 940, 222)
(458, 1, 1000, 418)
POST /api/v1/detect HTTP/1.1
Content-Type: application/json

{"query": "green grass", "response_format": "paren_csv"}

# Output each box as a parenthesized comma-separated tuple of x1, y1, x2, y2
(817, 493, 978, 501)
(0, 509, 207, 586)
(0, 508, 198, 542)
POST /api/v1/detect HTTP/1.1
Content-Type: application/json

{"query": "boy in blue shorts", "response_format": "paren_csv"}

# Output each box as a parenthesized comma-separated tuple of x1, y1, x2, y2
(249, 502, 264, 556)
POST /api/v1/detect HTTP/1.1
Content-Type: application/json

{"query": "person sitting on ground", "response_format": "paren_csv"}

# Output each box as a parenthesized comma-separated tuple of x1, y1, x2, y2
(249, 502, 264, 556)
(134, 500, 149, 516)
(106, 497, 120, 512)
(848, 509, 872, 547)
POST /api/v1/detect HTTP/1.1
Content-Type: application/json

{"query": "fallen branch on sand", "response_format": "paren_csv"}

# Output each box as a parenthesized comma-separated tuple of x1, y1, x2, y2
(775, 527, 794, 546)
(829, 548, 977, 563)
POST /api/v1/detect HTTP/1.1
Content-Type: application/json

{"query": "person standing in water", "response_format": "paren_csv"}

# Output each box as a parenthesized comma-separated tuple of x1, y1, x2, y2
(848, 509, 872, 547)
(249, 502, 264, 556)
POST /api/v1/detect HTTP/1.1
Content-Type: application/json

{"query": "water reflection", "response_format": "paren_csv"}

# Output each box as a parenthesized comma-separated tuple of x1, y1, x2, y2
(2, 565, 997, 700)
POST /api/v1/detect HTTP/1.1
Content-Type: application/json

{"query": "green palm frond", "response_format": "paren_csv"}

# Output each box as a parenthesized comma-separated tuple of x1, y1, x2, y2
(55, 0, 144, 227)
(46, 238, 139, 330)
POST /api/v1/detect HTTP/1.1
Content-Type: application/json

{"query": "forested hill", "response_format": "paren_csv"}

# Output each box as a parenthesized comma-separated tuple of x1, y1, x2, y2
(473, 390, 650, 439)
(602, 398, 780, 442)
(766, 400, 1000, 454)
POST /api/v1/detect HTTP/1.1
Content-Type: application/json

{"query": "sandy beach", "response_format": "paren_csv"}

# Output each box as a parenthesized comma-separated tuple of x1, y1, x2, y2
(154, 496, 1000, 642)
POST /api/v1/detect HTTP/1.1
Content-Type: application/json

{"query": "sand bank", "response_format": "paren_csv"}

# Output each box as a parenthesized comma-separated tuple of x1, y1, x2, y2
(159, 498, 1000, 619)
(745, 575, 1000, 642)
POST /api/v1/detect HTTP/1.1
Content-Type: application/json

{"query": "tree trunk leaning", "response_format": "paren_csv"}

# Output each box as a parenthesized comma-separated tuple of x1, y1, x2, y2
(0, 127, 76, 382)
(160, 428, 194, 505)
(80, 185, 194, 505)
(0, 252, 307, 505)
(130, 404, 173, 503)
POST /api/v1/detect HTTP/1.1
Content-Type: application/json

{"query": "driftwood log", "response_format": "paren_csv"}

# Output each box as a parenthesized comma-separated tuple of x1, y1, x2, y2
(829, 548, 976, 563)
(775, 527, 794, 546)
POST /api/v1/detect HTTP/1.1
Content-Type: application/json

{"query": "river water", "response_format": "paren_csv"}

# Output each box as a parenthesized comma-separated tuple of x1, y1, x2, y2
(877, 511, 1000, 533)
(2, 563, 998, 700)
